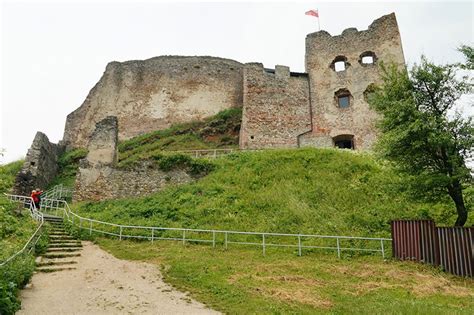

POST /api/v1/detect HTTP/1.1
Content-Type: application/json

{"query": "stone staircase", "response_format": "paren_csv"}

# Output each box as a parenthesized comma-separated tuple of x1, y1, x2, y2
(36, 215, 82, 273)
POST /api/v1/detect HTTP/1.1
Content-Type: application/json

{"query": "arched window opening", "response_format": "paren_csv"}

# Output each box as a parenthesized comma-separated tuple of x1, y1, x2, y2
(334, 88, 352, 108)
(330, 56, 349, 72)
(333, 135, 354, 150)
(359, 51, 377, 66)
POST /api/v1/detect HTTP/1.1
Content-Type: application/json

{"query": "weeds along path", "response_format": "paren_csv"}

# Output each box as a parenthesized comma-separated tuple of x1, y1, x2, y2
(18, 241, 219, 315)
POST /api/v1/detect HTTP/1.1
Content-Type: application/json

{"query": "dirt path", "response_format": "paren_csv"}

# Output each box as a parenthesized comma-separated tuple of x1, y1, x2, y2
(18, 241, 220, 315)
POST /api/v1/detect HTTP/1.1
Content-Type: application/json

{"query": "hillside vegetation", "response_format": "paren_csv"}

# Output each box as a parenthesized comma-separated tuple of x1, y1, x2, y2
(0, 161, 48, 315)
(72, 148, 470, 237)
(117, 107, 241, 168)
(52, 110, 473, 313)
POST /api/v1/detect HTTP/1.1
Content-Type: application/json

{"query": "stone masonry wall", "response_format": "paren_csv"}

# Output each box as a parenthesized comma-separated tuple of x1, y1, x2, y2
(14, 132, 64, 195)
(63, 56, 243, 149)
(74, 163, 193, 202)
(239, 64, 312, 149)
(301, 13, 405, 150)
(74, 116, 194, 201)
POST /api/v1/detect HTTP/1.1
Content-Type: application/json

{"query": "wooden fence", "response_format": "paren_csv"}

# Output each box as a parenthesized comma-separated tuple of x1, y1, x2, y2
(391, 220, 473, 278)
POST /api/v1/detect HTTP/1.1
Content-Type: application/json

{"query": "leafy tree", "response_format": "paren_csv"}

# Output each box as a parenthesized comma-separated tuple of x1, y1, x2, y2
(369, 53, 473, 226)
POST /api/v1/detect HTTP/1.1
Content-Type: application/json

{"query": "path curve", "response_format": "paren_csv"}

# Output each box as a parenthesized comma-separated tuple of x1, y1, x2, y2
(18, 241, 219, 315)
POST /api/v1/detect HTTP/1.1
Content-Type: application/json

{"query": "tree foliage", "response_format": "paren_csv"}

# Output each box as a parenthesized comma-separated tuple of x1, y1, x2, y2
(369, 53, 473, 226)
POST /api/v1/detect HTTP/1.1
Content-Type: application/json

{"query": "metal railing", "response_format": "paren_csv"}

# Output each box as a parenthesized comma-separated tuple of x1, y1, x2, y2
(14, 194, 392, 259)
(167, 148, 238, 159)
(41, 184, 74, 201)
(0, 195, 45, 268)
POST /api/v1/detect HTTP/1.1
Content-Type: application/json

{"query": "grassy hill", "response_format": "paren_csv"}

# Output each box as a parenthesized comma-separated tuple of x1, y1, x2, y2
(73, 148, 469, 237)
(48, 109, 473, 313)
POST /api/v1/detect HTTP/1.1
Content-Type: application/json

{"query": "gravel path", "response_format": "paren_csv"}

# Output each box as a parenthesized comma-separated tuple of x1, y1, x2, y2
(18, 241, 219, 315)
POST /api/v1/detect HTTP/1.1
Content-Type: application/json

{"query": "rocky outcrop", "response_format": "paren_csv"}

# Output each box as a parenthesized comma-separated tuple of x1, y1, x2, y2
(14, 132, 64, 195)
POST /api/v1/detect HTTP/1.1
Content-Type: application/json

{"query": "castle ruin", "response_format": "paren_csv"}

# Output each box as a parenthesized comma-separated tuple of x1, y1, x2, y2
(15, 13, 405, 195)
(63, 13, 405, 151)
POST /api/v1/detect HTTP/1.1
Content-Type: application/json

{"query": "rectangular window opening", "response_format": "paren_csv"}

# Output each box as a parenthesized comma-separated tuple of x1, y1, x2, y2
(338, 95, 350, 108)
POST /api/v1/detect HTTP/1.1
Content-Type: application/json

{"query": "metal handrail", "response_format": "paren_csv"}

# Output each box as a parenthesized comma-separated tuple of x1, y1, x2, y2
(0, 195, 45, 267)
(18, 193, 392, 259)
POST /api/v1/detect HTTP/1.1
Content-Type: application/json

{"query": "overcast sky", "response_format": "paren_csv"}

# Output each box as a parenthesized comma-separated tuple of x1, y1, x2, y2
(1, 0, 473, 163)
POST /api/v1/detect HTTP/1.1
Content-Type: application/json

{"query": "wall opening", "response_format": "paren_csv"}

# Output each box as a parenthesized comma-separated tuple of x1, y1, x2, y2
(334, 88, 352, 108)
(334, 61, 346, 72)
(330, 56, 349, 72)
(333, 135, 354, 150)
(359, 51, 377, 66)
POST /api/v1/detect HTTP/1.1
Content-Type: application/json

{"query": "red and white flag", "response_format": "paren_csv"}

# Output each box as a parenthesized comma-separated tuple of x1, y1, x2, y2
(305, 9, 319, 18)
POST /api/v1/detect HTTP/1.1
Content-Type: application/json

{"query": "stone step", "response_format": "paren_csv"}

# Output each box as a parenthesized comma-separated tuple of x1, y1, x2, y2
(50, 238, 75, 242)
(42, 253, 81, 259)
(44, 218, 63, 222)
(49, 238, 79, 241)
(36, 267, 76, 273)
(37, 260, 78, 267)
(47, 248, 82, 253)
(38, 256, 80, 264)
(49, 243, 82, 247)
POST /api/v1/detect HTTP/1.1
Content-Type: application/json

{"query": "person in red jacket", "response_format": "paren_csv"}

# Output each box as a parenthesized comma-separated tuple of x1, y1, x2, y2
(31, 189, 40, 209)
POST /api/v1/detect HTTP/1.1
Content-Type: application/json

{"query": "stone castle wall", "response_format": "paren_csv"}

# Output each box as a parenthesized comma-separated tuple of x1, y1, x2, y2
(239, 64, 311, 149)
(63, 56, 243, 149)
(62, 13, 405, 153)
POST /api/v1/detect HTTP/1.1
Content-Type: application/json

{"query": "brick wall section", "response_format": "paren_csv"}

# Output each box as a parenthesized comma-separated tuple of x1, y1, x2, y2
(239, 63, 312, 149)
(300, 13, 405, 150)
(63, 56, 243, 149)
(14, 132, 64, 195)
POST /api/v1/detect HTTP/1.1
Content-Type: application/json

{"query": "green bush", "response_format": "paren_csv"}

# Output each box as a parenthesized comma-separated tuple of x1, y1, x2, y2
(0, 254, 35, 315)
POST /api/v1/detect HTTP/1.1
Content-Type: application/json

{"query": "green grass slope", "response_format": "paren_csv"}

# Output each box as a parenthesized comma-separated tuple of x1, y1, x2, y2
(0, 161, 48, 315)
(73, 148, 469, 237)
(117, 107, 241, 168)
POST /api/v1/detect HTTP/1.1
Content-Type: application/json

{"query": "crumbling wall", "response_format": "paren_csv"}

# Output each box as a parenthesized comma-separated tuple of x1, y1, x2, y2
(63, 56, 243, 149)
(14, 132, 64, 195)
(74, 163, 193, 202)
(301, 13, 405, 150)
(239, 64, 312, 149)
(74, 116, 194, 201)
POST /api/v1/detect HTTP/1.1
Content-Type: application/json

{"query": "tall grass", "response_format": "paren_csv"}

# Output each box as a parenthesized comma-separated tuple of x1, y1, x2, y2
(73, 148, 468, 238)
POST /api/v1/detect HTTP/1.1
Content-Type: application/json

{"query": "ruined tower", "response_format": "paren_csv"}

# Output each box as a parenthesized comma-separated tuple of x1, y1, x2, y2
(299, 13, 405, 150)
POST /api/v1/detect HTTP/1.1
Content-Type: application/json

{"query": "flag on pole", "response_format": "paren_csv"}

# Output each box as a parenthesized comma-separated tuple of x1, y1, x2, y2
(305, 9, 319, 18)
(305, 9, 320, 31)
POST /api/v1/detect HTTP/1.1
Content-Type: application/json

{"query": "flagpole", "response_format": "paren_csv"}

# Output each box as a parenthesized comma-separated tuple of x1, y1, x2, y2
(317, 9, 320, 31)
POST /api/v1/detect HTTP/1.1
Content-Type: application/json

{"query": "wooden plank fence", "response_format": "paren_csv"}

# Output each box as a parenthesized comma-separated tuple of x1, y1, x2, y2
(391, 220, 473, 278)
